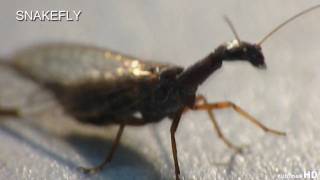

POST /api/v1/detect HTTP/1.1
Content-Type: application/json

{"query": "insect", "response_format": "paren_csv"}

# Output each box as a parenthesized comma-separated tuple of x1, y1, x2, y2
(0, 4, 319, 180)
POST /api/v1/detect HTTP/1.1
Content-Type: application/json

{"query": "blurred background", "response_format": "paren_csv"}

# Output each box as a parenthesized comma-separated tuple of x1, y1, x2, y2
(1, 0, 320, 179)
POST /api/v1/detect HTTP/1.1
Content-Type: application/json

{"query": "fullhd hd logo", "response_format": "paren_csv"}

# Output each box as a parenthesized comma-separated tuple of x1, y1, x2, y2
(304, 170, 320, 179)
(277, 170, 320, 179)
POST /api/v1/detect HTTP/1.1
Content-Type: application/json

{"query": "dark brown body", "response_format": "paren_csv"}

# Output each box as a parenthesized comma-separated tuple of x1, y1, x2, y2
(11, 44, 187, 125)
(12, 41, 267, 128)
(8, 40, 278, 180)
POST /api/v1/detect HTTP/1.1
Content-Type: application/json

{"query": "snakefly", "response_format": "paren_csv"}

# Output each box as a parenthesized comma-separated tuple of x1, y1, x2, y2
(0, 4, 319, 180)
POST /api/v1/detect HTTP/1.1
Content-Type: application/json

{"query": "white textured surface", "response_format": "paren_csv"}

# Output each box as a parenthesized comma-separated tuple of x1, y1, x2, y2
(1, 1, 320, 180)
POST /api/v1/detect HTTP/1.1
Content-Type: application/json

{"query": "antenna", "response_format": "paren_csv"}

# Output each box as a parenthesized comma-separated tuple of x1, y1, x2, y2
(258, 4, 320, 45)
(224, 15, 241, 43)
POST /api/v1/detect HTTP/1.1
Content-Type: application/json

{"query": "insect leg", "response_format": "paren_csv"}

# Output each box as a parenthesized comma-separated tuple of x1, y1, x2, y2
(194, 95, 242, 152)
(170, 109, 183, 180)
(194, 96, 286, 136)
(79, 124, 125, 174)
(0, 106, 20, 117)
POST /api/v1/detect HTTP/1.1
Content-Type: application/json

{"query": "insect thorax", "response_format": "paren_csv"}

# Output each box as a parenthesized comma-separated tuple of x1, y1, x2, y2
(140, 69, 196, 122)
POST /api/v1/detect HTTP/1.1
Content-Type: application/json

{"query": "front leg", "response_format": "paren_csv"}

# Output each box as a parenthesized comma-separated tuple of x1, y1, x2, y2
(193, 95, 243, 152)
(193, 95, 285, 151)
(194, 96, 286, 135)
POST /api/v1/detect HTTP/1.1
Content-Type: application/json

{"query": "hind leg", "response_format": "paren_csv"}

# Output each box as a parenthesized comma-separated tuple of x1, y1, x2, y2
(0, 106, 20, 117)
(78, 124, 125, 174)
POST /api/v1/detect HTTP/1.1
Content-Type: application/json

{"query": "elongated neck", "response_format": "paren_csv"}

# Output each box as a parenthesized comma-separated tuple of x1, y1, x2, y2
(177, 47, 224, 88)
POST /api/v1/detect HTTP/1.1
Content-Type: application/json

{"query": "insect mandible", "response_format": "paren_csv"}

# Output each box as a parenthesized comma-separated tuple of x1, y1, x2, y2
(1, 4, 319, 180)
